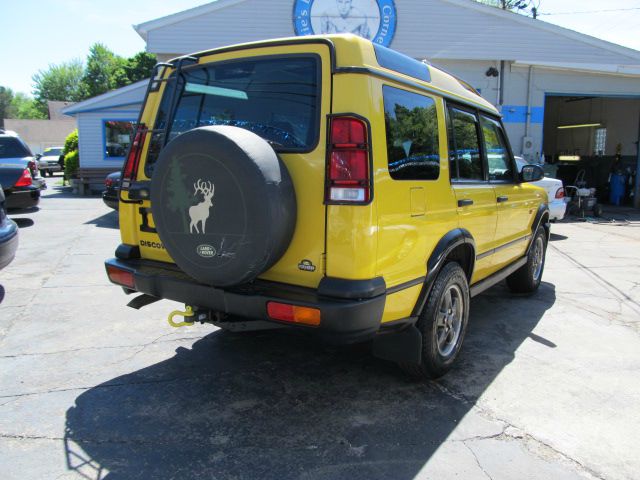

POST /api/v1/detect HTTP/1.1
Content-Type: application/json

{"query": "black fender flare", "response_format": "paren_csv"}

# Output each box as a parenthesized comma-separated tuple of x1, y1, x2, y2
(528, 203, 550, 254)
(411, 228, 475, 317)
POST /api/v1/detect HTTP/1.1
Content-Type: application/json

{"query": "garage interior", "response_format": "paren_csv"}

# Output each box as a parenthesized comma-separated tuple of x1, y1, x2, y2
(542, 95, 640, 207)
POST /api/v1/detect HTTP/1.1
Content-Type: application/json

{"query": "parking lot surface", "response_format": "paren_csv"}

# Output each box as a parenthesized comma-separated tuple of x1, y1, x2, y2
(1, 177, 639, 480)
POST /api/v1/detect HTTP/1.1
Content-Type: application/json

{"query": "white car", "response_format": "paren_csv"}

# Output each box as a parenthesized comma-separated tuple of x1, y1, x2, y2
(515, 157, 566, 221)
(37, 146, 64, 177)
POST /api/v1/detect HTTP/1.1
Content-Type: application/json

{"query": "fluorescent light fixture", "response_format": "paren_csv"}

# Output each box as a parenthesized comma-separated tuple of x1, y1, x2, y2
(557, 123, 601, 130)
(558, 155, 581, 161)
(185, 83, 248, 100)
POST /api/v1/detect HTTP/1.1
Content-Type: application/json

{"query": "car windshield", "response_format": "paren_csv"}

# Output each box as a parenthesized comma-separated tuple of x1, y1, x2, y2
(145, 55, 320, 176)
(43, 148, 63, 156)
(0, 137, 31, 159)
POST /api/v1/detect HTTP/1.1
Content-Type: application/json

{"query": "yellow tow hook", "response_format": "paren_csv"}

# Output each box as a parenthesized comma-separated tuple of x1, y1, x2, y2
(168, 306, 195, 328)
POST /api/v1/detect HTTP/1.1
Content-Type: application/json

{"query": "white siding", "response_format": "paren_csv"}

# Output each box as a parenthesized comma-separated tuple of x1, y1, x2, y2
(144, 0, 640, 66)
(76, 105, 140, 169)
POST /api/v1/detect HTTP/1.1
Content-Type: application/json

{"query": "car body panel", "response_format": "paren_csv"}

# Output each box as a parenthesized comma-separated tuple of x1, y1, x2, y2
(37, 147, 64, 173)
(0, 186, 19, 270)
(515, 157, 565, 220)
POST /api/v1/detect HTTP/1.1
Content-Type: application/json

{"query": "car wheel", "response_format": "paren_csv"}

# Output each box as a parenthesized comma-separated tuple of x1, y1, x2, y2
(506, 228, 547, 294)
(401, 262, 470, 379)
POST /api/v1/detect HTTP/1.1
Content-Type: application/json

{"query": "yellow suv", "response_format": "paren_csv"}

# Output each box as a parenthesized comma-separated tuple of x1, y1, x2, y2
(106, 35, 549, 378)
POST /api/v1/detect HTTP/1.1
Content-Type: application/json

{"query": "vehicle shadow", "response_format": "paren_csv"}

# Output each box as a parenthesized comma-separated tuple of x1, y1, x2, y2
(65, 282, 556, 480)
(10, 218, 35, 228)
(85, 211, 118, 229)
(549, 233, 568, 242)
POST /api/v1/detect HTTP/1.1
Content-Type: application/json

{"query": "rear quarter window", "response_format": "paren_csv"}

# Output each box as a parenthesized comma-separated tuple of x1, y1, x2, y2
(383, 86, 440, 181)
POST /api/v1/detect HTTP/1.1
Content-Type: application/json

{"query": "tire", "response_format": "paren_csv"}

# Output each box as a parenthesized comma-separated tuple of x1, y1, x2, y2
(401, 262, 470, 379)
(150, 126, 296, 287)
(506, 228, 547, 294)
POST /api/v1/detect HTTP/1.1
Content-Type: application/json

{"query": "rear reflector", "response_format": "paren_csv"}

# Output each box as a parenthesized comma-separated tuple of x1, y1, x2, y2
(267, 302, 321, 326)
(555, 187, 565, 199)
(14, 169, 33, 187)
(106, 265, 135, 289)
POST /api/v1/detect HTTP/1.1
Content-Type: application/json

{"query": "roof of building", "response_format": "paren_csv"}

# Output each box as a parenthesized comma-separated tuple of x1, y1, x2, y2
(133, 0, 640, 69)
(61, 80, 148, 116)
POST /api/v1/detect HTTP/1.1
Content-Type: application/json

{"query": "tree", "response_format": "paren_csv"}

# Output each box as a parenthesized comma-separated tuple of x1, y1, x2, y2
(32, 60, 84, 115)
(11, 93, 46, 120)
(125, 52, 157, 84)
(476, 0, 540, 17)
(0, 86, 14, 127)
(81, 43, 127, 98)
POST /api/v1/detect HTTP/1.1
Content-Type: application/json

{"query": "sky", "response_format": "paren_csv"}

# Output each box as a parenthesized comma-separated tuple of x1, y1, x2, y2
(1, 0, 639, 96)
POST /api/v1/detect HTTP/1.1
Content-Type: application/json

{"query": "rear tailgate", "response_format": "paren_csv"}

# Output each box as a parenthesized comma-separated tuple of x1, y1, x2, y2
(120, 42, 332, 289)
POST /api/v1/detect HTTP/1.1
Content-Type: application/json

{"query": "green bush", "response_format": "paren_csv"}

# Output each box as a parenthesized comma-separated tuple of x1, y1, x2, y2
(63, 129, 78, 155)
(64, 150, 79, 178)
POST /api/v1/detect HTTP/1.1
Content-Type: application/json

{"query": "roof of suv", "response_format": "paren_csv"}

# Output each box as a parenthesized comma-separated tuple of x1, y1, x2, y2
(169, 34, 498, 116)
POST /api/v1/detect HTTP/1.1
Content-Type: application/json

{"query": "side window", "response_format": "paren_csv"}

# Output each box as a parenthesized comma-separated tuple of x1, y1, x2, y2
(383, 86, 439, 180)
(447, 107, 483, 181)
(480, 115, 513, 182)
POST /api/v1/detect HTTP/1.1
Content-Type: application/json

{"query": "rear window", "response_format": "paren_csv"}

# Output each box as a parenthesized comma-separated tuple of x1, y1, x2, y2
(0, 137, 31, 159)
(145, 55, 320, 176)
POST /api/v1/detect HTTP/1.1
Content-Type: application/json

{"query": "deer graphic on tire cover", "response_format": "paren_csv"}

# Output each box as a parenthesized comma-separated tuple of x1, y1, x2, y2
(189, 179, 215, 234)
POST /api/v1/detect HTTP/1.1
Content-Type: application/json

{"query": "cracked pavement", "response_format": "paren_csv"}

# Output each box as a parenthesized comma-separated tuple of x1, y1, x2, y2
(1, 178, 639, 479)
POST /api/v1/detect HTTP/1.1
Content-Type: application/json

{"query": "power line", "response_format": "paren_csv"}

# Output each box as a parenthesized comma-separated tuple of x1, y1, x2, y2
(539, 7, 640, 16)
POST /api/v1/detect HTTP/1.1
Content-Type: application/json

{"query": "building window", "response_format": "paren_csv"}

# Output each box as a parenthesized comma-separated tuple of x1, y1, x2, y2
(104, 120, 135, 158)
(383, 86, 440, 180)
(594, 127, 607, 156)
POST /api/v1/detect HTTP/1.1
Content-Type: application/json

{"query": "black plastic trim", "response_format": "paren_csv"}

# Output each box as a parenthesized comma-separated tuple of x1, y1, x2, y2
(386, 277, 425, 295)
(318, 276, 386, 300)
(412, 228, 475, 317)
(470, 256, 527, 297)
(530, 203, 551, 248)
(115, 244, 141, 260)
(105, 258, 385, 343)
(476, 234, 531, 261)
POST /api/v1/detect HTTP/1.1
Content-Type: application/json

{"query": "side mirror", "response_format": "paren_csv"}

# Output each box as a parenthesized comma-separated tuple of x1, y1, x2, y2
(520, 164, 544, 183)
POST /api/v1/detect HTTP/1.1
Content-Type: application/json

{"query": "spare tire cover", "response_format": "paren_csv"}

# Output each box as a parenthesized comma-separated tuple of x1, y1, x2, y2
(150, 126, 296, 287)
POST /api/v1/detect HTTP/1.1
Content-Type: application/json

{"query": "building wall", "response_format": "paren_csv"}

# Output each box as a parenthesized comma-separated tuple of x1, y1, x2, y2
(3, 118, 76, 155)
(76, 105, 140, 169)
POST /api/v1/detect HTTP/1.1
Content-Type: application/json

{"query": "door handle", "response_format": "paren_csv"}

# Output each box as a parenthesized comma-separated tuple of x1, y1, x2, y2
(457, 199, 474, 207)
(497, 195, 509, 203)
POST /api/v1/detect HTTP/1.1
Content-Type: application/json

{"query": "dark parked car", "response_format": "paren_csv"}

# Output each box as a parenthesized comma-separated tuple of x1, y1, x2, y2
(0, 132, 43, 211)
(0, 185, 19, 270)
(102, 171, 121, 210)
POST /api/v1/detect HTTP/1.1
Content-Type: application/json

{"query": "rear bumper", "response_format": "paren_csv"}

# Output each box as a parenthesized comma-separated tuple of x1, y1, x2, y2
(105, 257, 386, 343)
(102, 190, 119, 210)
(4, 188, 40, 211)
(549, 199, 566, 221)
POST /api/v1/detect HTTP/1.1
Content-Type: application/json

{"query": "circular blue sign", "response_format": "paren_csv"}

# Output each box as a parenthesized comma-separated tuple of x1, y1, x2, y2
(293, 0, 397, 47)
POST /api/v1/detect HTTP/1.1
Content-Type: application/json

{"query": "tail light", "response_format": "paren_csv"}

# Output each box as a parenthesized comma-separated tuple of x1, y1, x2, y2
(105, 177, 113, 188)
(555, 187, 565, 199)
(267, 302, 321, 326)
(106, 264, 135, 289)
(14, 169, 33, 187)
(122, 124, 148, 184)
(326, 116, 370, 204)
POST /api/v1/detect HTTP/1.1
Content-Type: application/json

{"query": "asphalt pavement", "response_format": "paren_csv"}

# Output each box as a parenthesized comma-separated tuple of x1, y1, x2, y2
(0, 176, 639, 480)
